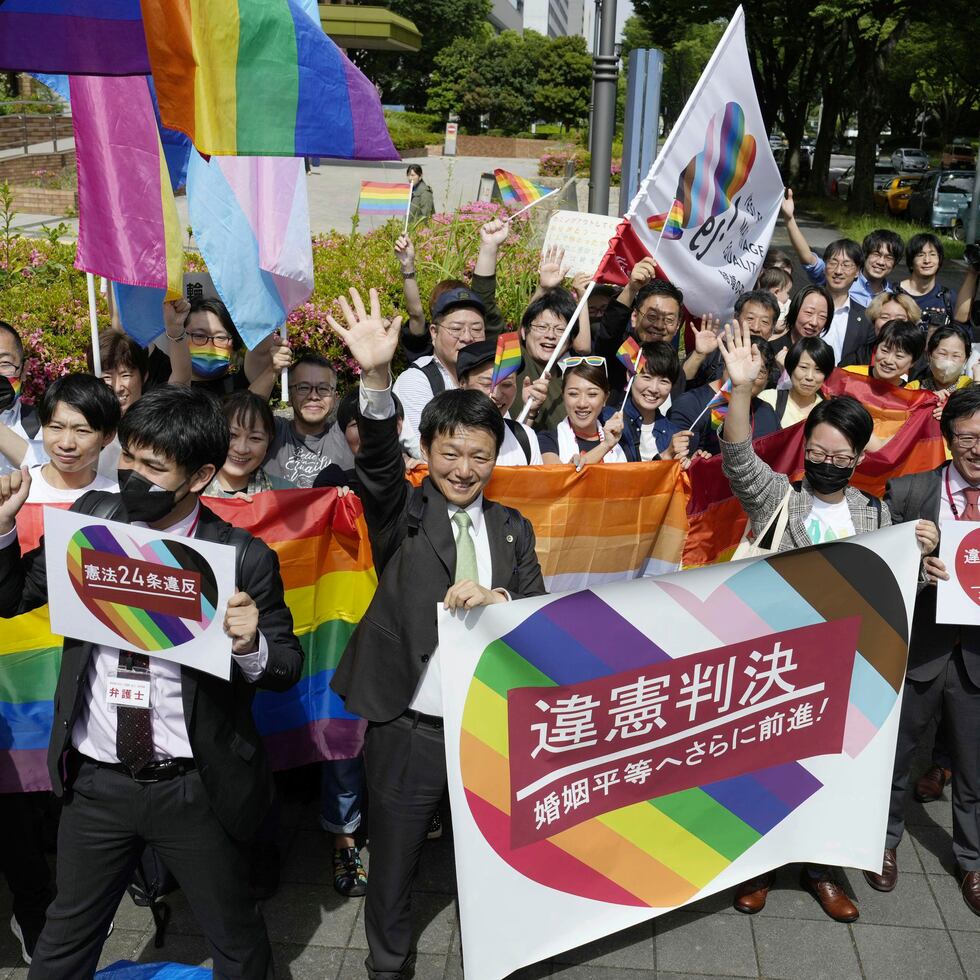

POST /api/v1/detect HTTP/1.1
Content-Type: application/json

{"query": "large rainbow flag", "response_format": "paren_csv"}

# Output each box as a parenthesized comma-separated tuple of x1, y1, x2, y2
(71, 74, 184, 302)
(139, 0, 397, 159)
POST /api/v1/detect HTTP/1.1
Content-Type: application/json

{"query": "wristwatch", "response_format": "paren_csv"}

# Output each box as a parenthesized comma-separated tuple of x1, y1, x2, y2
(402, 271, 416, 280)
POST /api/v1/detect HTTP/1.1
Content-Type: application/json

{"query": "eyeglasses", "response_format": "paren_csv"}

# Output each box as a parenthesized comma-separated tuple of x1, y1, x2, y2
(527, 322, 565, 338)
(290, 383, 337, 399)
(187, 330, 234, 350)
(866, 250, 895, 262)
(826, 259, 858, 273)
(805, 448, 857, 468)
(638, 310, 678, 327)
(439, 321, 485, 338)
(558, 355, 607, 374)
(950, 432, 980, 450)
(0, 359, 21, 377)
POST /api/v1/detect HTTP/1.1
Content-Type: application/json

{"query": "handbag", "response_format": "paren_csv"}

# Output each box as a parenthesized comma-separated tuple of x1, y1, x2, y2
(732, 487, 792, 560)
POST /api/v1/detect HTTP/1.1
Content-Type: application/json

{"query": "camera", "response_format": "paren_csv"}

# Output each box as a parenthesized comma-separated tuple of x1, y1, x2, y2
(965, 242, 980, 272)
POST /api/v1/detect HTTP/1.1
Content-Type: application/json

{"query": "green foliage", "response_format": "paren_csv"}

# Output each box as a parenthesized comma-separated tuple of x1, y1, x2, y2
(383, 109, 442, 151)
(533, 36, 593, 132)
(349, 0, 493, 111)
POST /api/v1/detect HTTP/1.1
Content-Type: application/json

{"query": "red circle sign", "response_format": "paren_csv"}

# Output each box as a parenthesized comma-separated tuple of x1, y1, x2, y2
(954, 527, 980, 607)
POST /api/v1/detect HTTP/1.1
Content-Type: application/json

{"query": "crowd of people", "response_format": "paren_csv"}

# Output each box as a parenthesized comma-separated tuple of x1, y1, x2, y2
(0, 191, 978, 978)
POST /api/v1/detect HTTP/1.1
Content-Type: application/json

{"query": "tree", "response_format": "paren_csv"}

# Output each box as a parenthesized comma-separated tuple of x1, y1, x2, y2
(462, 30, 545, 134)
(349, 0, 492, 111)
(534, 35, 593, 131)
(426, 24, 492, 131)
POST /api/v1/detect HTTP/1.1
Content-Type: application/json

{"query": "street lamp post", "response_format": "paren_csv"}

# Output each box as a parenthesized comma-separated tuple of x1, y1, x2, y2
(588, 0, 618, 215)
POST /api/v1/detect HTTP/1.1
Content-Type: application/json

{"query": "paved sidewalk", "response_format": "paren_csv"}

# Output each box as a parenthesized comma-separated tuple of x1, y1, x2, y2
(0, 737, 975, 980)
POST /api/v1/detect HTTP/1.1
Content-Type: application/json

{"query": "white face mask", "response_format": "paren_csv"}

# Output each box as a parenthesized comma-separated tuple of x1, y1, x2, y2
(932, 357, 965, 383)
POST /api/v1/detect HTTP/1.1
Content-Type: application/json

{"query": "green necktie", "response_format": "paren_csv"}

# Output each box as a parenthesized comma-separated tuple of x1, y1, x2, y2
(452, 510, 479, 584)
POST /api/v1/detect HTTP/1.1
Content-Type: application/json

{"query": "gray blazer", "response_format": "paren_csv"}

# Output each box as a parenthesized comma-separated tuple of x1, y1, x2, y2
(885, 464, 980, 686)
(720, 435, 889, 553)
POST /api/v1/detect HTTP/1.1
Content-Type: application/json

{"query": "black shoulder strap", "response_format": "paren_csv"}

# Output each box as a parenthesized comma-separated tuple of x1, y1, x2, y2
(504, 417, 532, 464)
(20, 407, 40, 440)
(861, 492, 884, 528)
(411, 360, 446, 396)
(775, 388, 789, 421)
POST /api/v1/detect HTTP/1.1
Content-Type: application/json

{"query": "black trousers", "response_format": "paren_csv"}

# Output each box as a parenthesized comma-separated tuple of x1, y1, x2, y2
(0, 792, 54, 935)
(363, 715, 447, 980)
(28, 758, 274, 980)
(887, 650, 980, 871)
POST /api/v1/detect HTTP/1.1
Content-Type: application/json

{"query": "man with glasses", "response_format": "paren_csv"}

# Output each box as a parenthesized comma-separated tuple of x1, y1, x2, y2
(873, 385, 980, 917)
(393, 287, 486, 434)
(594, 258, 688, 399)
(0, 321, 45, 476)
(717, 320, 921, 922)
(264, 353, 341, 487)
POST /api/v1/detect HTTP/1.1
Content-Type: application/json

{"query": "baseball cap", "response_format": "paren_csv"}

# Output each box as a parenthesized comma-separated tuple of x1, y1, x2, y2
(432, 287, 486, 320)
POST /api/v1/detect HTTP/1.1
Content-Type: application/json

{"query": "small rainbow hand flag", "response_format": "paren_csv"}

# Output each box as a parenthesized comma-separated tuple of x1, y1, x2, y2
(494, 169, 554, 208)
(358, 180, 411, 216)
(492, 332, 523, 388)
(707, 379, 733, 432)
(647, 199, 685, 241)
(616, 337, 643, 376)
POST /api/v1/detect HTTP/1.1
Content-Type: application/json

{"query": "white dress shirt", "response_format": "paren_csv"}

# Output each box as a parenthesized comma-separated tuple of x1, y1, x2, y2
(824, 301, 851, 364)
(392, 355, 456, 434)
(939, 461, 980, 523)
(497, 415, 543, 466)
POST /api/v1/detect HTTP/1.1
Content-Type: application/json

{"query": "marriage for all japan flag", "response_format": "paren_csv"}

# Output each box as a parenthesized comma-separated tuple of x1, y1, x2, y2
(596, 6, 783, 320)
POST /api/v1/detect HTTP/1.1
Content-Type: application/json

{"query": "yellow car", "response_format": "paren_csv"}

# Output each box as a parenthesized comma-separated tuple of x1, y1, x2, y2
(874, 175, 922, 215)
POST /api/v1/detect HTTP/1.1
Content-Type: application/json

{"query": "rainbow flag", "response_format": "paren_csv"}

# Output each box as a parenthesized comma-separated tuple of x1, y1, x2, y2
(647, 199, 685, 240)
(491, 332, 523, 388)
(358, 181, 412, 217)
(0, 0, 149, 75)
(71, 75, 183, 302)
(616, 337, 643, 376)
(707, 379, 733, 432)
(140, 0, 396, 159)
(494, 169, 554, 208)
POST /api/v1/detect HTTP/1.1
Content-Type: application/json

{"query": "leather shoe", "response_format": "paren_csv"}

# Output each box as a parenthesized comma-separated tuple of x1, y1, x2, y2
(863, 847, 898, 892)
(914, 765, 952, 803)
(733, 873, 772, 914)
(800, 869, 859, 922)
(957, 868, 980, 917)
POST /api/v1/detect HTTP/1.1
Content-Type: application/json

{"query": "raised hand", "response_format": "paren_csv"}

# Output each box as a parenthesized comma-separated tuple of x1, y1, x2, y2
(628, 257, 658, 292)
(326, 287, 402, 386)
(691, 315, 723, 356)
(163, 297, 190, 339)
(522, 373, 550, 417)
(780, 187, 795, 222)
(539, 245, 569, 290)
(480, 218, 510, 250)
(571, 271, 592, 298)
(718, 318, 762, 389)
(0, 465, 31, 536)
(270, 334, 292, 372)
(393, 235, 415, 272)
(602, 411, 624, 447)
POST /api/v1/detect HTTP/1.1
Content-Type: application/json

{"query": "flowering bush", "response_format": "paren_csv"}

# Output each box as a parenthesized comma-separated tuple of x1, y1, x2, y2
(0, 190, 542, 397)
(538, 150, 622, 185)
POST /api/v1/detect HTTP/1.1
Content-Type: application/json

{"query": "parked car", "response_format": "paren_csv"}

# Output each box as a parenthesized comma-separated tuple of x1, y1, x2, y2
(952, 199, 979, 241)
(835, 163, 897, 200)
(907, 170, 974, 229)
(874, 175, 922, 215)
(941, 144, 977, 168)
(890, 147, 930, 172)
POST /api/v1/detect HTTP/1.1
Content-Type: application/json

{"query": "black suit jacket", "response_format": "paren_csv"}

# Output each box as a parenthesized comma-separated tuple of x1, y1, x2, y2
(331, 410, 547, 723)
(0, 493, 303, 841)
(885, 464, 980, 687)
(838, 302, 875, 368)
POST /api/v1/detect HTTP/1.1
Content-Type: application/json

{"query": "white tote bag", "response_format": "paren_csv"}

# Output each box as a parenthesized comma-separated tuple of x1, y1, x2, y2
(731, 487, 792, 560)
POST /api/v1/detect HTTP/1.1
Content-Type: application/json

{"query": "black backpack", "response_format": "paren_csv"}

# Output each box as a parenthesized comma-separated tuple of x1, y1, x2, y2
(409, 360, 447, 396)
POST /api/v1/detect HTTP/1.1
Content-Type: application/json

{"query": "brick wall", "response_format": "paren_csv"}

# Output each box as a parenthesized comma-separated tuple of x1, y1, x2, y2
(0, 114, 73, 152)
(9, 186, 76, 214)
(453, 135, 571, 158)
(0, 151, 75, 183)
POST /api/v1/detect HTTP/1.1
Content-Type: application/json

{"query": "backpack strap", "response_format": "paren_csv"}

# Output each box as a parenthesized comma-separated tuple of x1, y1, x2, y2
(410, 360, 447, 396)
(775, 388, 790, 422)
(504, 417, 532, 464)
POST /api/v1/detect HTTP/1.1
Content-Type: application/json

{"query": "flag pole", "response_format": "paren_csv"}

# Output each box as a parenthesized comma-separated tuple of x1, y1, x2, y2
(403, 187, 412, 236)
(687, 385, 726, 431)
(86, 272, 102, 376)
(619, 351, 643, 413)
(517, 280, 596, 425)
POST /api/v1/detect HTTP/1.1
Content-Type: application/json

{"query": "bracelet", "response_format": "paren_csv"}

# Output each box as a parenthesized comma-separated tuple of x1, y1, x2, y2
(402, 271, 416, 280)
(166, 330, 186, 342)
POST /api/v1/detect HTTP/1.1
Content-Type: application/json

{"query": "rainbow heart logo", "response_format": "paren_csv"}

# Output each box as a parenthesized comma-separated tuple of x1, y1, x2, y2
(459, 541, 908, 907)
(67, 524, 218, 652)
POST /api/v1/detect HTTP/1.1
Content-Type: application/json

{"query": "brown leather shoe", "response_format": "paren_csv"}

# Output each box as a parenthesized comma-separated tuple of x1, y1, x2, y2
(800, 870, 859, 922)
(914, 765, 953, 803)
(863, 847, 898, 892)
(957, 868, 980, 917)
(733, 873, 773, 914)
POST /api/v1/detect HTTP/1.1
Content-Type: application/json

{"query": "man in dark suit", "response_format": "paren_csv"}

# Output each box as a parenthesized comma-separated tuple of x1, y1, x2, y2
(0, 385, 303, 978)
(873, 385, 980, 916)
(327, 288, 547, 979)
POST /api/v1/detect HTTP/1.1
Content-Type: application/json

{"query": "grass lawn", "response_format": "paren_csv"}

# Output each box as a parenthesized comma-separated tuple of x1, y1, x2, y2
(795, 195, 967, 260)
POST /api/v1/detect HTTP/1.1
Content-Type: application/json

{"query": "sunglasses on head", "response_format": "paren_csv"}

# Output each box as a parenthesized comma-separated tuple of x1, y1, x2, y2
(558, 355, 607, 374)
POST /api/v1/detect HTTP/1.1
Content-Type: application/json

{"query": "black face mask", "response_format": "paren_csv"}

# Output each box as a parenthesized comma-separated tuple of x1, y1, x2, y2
(804, 459, 854, 495)
(117, 469, 188, 523)
(0, 376, 18, 412)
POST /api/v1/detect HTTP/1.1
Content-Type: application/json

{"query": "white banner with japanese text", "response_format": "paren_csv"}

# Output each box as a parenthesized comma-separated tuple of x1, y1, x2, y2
(936, 518, 980, 624)
(620, 6, 784, 319)
(440, 525, 920, 980)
